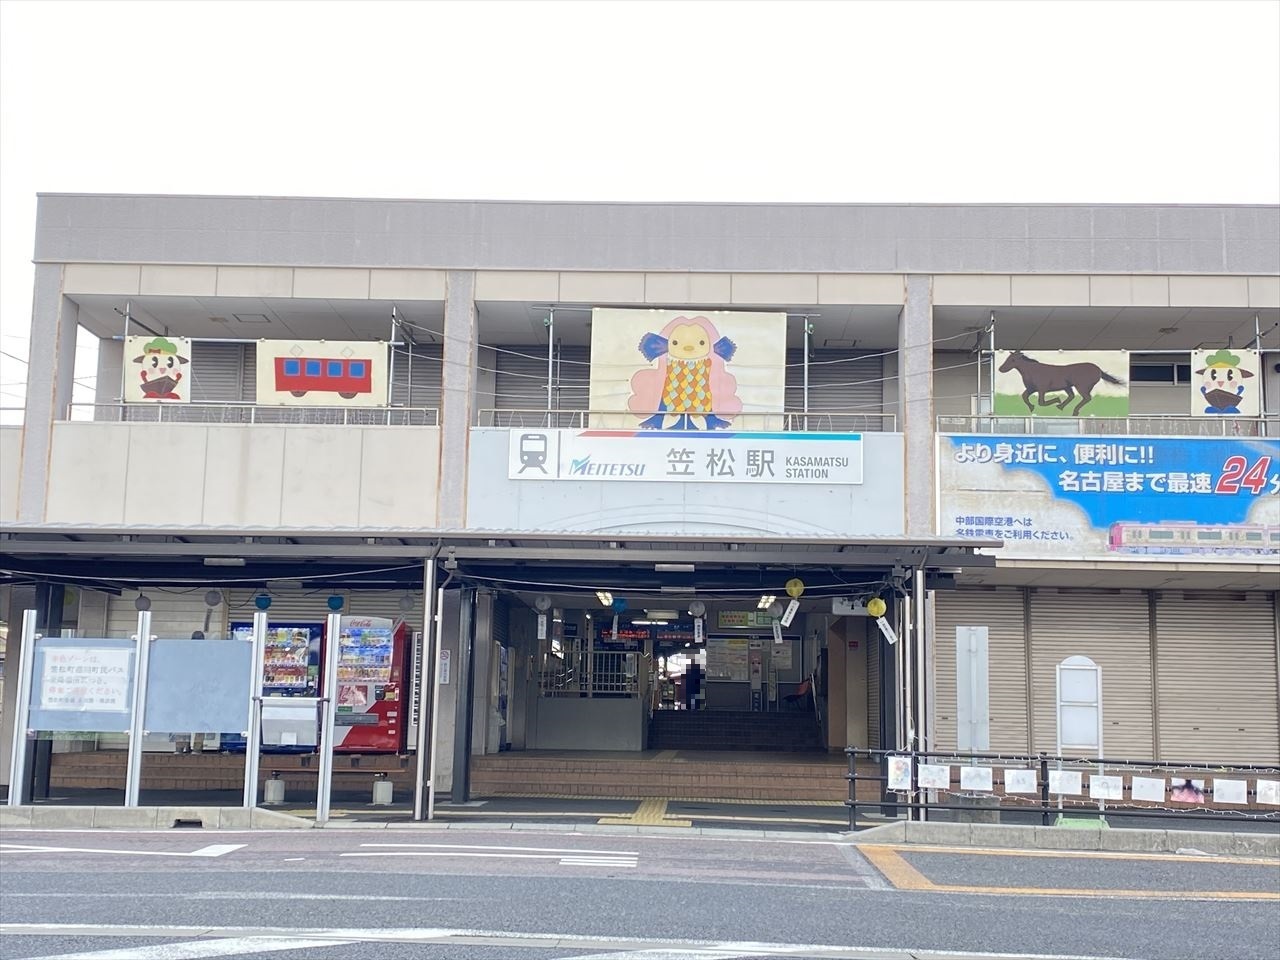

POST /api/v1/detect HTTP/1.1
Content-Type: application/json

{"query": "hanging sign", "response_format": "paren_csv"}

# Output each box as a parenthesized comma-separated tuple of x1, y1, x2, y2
(771, 621, 784, 644)
(780, 599, 800, 628)
(536, 614, 548, 640)
(693, 617, 705, 643)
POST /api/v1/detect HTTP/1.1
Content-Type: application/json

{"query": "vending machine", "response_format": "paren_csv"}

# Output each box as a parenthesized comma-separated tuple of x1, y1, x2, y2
(224, 621, 323, 753)
(329, 616, 410, 753)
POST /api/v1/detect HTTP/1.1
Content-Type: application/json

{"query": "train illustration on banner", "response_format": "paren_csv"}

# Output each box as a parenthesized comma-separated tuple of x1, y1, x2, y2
(273, 355, 372, 399)
(1108, 522, 1279, 557)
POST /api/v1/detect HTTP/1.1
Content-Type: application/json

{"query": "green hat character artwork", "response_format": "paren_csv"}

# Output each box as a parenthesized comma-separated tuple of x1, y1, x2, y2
(1195, 348, 1255, 415)
(131, 336, 190, 401)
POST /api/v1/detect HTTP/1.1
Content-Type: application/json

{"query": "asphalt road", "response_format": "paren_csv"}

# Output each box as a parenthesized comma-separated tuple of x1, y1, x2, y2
(0, 826, 1277, 960)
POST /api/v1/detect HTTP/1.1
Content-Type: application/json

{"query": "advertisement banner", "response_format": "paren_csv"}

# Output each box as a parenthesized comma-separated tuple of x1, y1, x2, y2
(589, 308, 787, 430)
(940, 434, 1279, 561)
(125, 336, 192, 403)
(1191, 349, 1261, 417)
(994, 350, 1129, 417)
(508, 428, 862, 484)
(255, 340, 388, 406)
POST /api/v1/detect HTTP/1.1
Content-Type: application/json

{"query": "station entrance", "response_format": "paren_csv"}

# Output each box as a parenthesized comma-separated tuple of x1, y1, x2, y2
(0, 531, 994, 818)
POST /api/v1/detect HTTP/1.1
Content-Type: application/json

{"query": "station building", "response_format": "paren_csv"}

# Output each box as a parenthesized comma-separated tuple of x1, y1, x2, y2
(1, 197, 1277, 809)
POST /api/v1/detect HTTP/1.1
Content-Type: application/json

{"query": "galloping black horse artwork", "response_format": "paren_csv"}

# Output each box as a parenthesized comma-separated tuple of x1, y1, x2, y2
(998, 350, 1125, 415)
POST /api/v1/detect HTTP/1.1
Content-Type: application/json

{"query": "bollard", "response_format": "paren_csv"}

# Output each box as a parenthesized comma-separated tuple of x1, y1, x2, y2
(263, 771, 285, 805)
(372, 772, 393, 806)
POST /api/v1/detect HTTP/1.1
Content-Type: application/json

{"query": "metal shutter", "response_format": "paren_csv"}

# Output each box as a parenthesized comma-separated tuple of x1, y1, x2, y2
(225, 589, 426, 632)
(107, 590, 226, 640)
(1155, 593, 1279, 763)
(1029, 590, 1153, 758)
(933, 588, 1029, 753)
(494, 347, 551, 411)
(187, 341, 250, 403)
(390, 344, 443, 410)
(785, 349, 885, 431)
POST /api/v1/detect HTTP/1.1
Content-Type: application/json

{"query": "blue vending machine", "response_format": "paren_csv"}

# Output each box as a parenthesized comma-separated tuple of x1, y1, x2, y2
(222, 621, 323, 753)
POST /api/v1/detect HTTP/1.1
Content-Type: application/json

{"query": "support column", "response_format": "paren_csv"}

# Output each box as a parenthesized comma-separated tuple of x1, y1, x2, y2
(95, 336, 124, 410)
(19, 264, 78, 522)
(900, 276, 936, 537)
(439, 271, 478, 528)
(450, 587, 477, 802)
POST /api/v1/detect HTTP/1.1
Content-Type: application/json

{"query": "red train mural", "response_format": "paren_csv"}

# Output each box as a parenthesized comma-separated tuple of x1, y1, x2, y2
(1108, 522, 1279, 557)
(274, 356, 372, 399)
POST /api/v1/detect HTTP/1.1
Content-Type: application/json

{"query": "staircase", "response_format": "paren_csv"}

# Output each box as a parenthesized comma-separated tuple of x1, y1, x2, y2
(648, 710, 823, 752)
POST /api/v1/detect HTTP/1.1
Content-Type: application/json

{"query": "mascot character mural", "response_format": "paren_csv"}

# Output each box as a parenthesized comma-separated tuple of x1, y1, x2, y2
(627, 315, 742, 430)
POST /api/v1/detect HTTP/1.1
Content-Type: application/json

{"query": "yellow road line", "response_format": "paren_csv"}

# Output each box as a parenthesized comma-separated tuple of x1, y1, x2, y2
(858, 844, 1280, 901)
(878, 842, 1280, 867)
(598, 798, 693, 828)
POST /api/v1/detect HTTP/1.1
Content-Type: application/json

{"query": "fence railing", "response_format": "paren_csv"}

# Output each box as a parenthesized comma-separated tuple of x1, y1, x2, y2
(66, 403, 440, 426)
(845, 747, 1280, 831)
(478, 409, 896, 432)
(939, 415, 1279, 437)
(540, 651, 638, 698)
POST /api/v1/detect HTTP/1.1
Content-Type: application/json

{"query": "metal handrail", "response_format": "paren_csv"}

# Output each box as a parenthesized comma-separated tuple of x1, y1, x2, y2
(477, 409, 896, 432)
(938, 414, 1279, 437)
(64, 402, 440, 427)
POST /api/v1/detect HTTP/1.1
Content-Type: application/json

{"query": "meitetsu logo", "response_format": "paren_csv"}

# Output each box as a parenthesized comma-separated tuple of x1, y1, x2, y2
(569, 456, 646, 478)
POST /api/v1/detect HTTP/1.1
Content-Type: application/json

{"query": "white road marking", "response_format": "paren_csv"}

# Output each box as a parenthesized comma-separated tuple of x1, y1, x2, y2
(0, 843, 245, 859)
(17, 937, 354, 960)
(0, 923, 1145, 960)
(357, 841, 639, 856)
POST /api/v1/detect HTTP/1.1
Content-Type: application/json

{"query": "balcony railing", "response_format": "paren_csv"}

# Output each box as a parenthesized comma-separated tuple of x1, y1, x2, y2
(939, 415, 1279, 437)
(478, 408, 896, 432)
(66, 403, 440, 426)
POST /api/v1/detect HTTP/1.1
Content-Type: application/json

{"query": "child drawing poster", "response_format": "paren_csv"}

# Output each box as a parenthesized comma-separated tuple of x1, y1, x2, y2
(255, 340, 389, 407)
(1191, 349, 1261, 417)
(589, 309, 786, 430)
(125, 336, 192, 403)
(993, 350, 1129, 417)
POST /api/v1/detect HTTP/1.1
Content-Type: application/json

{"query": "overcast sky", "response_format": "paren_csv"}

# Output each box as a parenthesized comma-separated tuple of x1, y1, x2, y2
(1, 0, 1278, 416)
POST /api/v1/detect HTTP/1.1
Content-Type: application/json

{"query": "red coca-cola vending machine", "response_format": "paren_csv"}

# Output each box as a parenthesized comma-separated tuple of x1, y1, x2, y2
(325, 616, 411, 753)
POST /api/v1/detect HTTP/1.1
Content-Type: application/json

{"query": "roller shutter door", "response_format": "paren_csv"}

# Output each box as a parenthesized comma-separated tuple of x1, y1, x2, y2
(933, 588, 1029, 753)
(785, 349, 884, 431)
(389, 344, 443, 411)
(1155, 593, 1279, 763)
(107, 590, 225, 639)
(224, 589, 426, 633)
(1029, 590, 1153, 758)
(187, 341, 251, 403)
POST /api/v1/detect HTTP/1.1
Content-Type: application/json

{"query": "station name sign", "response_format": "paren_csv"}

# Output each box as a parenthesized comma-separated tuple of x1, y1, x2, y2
(508, 429, 864, 485)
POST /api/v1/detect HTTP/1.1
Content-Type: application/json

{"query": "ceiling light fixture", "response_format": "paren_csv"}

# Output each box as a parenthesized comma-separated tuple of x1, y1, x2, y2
(630, 619, 670, 626)
(654, 563, 695, 573)
(644, 610, 679, 620)
(595, 590, 614, 608)
(204, 557, 246, 567)
(757, 594, 777, 610)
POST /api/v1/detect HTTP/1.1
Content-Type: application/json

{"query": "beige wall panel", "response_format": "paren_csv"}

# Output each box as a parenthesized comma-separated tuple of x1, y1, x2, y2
(215, 266, 293, 298)
(1248, 275, 1280, 308)
(369, 268, 447, 301)
(730, 273, 818, 304)
(1129, 384, 1185, 415)
(558, 272, 646, 304)
(45, 423, 129, 524)
(817, 274, 905, 305)
(1011, 275, 1090, 307)
(845, 622, 869, 750)
(121, 425, 207, 526)
(1168, 276, 1250, 308)
(0, 427, 21, 522)
(279, 428, 362, 527)
(202, 426, 286, 527)
(643, 273, 732, 305)
(474, 271, 559, 302)
(292, 268, 370, 300)
(1089, 275, 1170, 307)
(63, 263, 141, 296)
(139, 265, 218, 297)
(933, 275, 1011, 306)
(357, 428, 440, 528)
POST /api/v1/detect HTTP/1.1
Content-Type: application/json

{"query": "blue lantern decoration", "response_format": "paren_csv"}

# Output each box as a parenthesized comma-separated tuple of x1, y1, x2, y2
(254, 593, 272, 611)
(327, 595, 344, 611)
(610, 597, 628, 613)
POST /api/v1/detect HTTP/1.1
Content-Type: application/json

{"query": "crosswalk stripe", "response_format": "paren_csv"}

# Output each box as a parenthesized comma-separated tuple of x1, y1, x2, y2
(18, 936, 355, 960)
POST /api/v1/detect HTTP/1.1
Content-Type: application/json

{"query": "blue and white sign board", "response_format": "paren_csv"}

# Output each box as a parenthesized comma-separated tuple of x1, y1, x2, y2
(940, 435, 1279, 561)
(508, 429, 863, 484)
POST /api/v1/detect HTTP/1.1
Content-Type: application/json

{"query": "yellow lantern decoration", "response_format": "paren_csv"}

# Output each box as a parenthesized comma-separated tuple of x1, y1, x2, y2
(866, 597, 887, 618)
(784, 578, 805, 599)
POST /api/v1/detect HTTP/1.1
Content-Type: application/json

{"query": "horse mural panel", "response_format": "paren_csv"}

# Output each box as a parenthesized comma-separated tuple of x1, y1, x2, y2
(994, 350, 1130, 417)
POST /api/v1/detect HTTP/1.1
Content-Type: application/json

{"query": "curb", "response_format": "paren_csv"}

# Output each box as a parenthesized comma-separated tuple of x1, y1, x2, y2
(0, 806, 312, 830)
(850, 819, 1279, 858)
